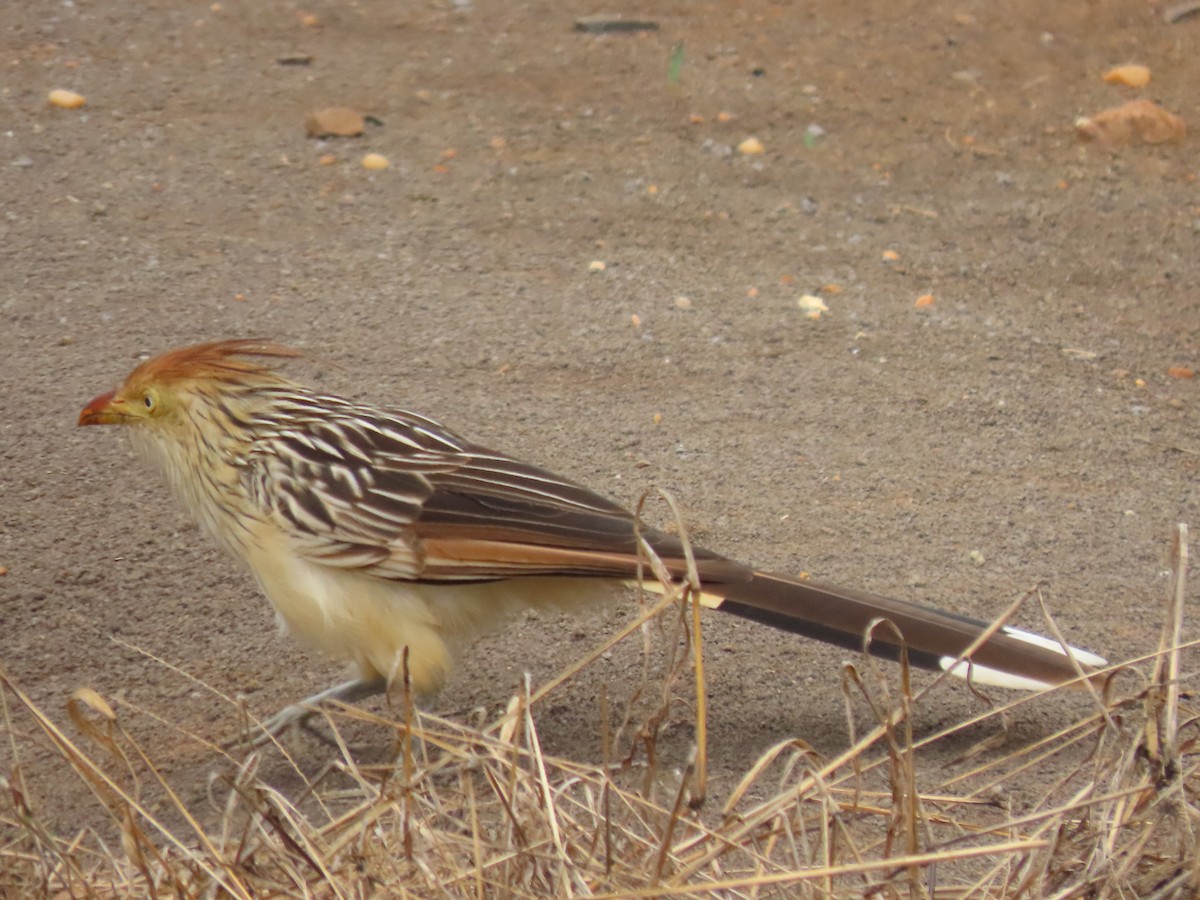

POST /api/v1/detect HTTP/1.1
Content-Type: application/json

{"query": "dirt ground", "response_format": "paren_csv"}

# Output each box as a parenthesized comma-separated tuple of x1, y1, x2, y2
(2, 0, 1198, 852)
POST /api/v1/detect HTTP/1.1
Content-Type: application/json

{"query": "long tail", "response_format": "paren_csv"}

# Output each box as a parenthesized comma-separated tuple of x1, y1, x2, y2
(692, 571, 1106, 690)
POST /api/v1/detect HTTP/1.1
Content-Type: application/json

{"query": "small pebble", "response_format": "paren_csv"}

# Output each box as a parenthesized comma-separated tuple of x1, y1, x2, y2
(797, 294, 828, 319)
(306, 107, 365, 138)
(1075, 99, 1186, 146)
(588, 260, 606, 272)
(361, 153, 389, 170)
(574, 15, 659, 33)
(737, 136, 765, 155)
(1102, 64, 1151, 87)
(48, 89, 86, 109)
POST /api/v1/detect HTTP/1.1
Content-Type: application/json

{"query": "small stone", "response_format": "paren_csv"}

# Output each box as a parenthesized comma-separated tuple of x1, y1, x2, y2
(737, 136, 765, 155)
(361, 153, 389, 170)
(48, 89, 86, 109)
(797, 294, 828, 319)
(306, 107, 365, 138)
(574, 15, 659, 33)
(1075, 99, 1186, 146)
(1102, 64, 1151, 87)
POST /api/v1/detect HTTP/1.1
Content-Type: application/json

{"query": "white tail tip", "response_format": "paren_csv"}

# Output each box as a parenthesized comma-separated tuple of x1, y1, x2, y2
(940, 625, 1107, 690)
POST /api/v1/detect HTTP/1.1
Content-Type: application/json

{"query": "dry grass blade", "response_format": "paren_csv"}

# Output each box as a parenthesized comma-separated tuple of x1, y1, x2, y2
(1158, 523, 1188, 776)
(1, 670, 253, 898)
(1, 527, 1195, 896)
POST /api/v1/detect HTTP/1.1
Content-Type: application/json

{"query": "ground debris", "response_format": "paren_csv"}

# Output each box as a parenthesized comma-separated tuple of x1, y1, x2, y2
(306, 107, 366, 138)
(1075, 99, 1186, 146)
(575, 15, 659, 33)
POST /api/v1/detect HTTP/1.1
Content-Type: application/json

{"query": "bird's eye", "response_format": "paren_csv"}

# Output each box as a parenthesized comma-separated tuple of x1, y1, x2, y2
(143, 393, 156, 410)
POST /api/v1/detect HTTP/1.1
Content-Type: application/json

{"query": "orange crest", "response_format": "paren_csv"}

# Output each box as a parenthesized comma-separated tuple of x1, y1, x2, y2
(126, 339, 302, 389)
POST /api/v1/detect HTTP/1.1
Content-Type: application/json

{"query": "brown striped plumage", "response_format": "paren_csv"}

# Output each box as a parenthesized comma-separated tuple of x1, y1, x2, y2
(79, 340, 1106, 740)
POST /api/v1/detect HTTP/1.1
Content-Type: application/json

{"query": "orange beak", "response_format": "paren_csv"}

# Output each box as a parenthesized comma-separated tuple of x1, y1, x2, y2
(78, 390, 121, 426)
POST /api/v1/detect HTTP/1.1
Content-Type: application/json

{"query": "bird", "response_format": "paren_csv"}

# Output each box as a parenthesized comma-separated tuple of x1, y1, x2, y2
(78, 339, 1106, 739)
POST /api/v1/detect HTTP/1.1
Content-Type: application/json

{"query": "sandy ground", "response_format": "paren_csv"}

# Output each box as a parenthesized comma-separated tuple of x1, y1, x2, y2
(2, 0, 1198, 847)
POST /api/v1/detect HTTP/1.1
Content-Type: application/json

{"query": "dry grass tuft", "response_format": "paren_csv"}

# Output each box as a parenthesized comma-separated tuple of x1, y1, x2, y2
(2, 524, 1197, 898)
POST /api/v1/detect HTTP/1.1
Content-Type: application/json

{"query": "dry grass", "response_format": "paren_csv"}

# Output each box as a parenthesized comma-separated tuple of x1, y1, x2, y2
(2, 524, 1196, 898)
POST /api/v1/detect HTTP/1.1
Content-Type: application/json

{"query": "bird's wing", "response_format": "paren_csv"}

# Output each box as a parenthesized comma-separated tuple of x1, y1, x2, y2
(247, 395, 726, 582)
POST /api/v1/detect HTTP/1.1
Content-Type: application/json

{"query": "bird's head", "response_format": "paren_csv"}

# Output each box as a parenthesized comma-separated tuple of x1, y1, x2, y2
(78, 339, 302, 430)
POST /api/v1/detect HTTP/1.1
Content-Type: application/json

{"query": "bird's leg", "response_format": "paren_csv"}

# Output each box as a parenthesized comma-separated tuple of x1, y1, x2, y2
(234, 677, 387, 749)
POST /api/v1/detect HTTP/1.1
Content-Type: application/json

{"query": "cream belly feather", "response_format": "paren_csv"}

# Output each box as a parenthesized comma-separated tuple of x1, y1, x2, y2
(243, 528, 619, 696)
